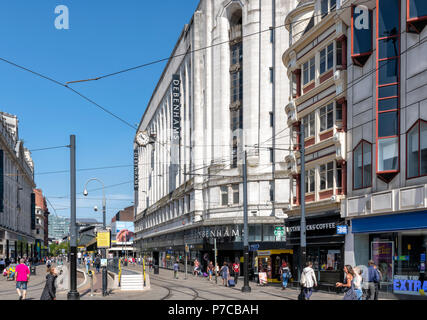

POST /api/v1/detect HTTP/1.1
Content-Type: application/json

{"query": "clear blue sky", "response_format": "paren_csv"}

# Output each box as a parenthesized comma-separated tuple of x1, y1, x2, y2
(0, 0, 199, 222)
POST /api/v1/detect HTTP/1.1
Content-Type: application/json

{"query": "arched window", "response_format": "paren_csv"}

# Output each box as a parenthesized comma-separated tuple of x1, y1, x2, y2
(353, 140, 372, 189)
(407, 119, 427, 179)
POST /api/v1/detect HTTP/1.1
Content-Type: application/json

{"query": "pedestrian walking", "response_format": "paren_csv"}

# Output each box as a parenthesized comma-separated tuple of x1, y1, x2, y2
(220, 262, 230, 287)
(353, 266, 364, 300)
(280, 262, 291, 290)
(193, 259, 200, 277)
(173, 260, 179, 279)
(46, 257, 52, 269)
(40, 267, 58, 300)
(207, 261, 214, 282)
(95, 256, 101, 273)
(373, 263, 382, 300)
(366, 260, 380, 300)
(15, 258, 30, 300)
(299, 261, 317, 300)
(336, 265, 358, 300)
(85, 257, 90, 274)
(232, 260, 240, 285)
(0, 257, 5, 275)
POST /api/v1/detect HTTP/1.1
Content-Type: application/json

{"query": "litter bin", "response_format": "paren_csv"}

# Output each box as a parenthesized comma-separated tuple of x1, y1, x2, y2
(154, 265, 159, 274)
(30, 266, 36, 275)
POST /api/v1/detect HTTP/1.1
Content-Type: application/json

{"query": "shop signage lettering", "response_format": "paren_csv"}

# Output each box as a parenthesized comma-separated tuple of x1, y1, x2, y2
(172, 74, 181, 141)
(393, 277, 427, 295)
(197, 227, 241, 239)
(336, 225, 348, 235)
(134, 148, 139, 191)
(289, 222, 336, 232)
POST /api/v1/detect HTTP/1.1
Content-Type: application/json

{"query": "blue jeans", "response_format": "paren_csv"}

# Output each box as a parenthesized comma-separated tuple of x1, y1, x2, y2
(282, 277, 289, 288)
(355, 288, 363, 300)
(304, 287, 313, 300)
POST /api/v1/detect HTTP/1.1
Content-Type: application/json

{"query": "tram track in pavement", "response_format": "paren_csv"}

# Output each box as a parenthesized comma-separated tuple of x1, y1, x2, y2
(149, 277, 206, 300)
(0, 279, 46, 296)
(121, 265, 242, 300)
(149, 273, 240, 301)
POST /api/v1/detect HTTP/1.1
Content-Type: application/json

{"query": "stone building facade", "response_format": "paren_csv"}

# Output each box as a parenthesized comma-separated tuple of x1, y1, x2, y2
(134, 0, 296, 276)
(0, 112, 36, 260)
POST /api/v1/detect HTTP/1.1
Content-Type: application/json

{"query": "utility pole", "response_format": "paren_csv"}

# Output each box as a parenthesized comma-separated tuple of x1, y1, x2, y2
(300, 123, 307, 272)
(102, 196, 108, 296)
(214, 238, 218, 284)
(185, 243, 188, 280)
(242, 150, 251, 293)
(67, 135, 80, 300)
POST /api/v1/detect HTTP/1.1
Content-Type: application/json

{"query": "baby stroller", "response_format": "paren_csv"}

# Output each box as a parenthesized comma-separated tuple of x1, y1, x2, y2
(6, 265, 16, 281)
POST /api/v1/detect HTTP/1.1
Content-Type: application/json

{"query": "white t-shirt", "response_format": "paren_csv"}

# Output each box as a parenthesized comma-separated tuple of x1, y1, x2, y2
(353, 273, 362, 290)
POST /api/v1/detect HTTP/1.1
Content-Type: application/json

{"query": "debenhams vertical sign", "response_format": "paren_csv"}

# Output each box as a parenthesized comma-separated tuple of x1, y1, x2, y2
(172, 74, 181, 143)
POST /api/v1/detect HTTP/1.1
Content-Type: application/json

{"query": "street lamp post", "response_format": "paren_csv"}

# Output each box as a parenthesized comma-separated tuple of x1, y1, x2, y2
(67, 135, 80, 300)
(83, 178, 108, 296)
(242, 150, 251, 293)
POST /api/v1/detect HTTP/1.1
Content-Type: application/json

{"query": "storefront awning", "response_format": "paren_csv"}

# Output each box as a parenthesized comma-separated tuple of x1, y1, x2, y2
(352, 210, 427, 233)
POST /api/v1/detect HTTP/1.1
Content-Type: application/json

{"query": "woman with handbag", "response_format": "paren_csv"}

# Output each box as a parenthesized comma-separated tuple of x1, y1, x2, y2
(336, 265, 358, 300)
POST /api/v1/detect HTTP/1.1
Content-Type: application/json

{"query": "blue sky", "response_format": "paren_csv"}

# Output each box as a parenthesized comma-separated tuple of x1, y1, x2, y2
(0, 0, 199, 222)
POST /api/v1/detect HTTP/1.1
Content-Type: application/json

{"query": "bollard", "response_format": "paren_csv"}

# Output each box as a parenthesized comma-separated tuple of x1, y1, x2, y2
(89, 270, 94, 296)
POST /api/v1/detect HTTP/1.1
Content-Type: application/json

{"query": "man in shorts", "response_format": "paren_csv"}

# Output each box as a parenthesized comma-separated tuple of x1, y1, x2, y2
(15, 258, 30, 300)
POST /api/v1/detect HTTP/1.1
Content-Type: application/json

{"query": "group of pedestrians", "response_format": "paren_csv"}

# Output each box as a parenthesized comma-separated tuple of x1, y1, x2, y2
(299, 260, 382, 300)
(4, 257, 59, 301)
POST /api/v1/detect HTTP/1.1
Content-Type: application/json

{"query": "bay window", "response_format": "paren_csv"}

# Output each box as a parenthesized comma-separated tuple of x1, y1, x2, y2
(353, 141, 372, 189)
(305, 169, 315, 193)
(407, 120, 427, 178)
(303, 57, 315, 86)
(320, 103, 334, 132)
(407, 0, 427, 33)
(378, 137, 399, 172)
(321, 0, 336, 19)
(320, 43, 334, 74)
(319, 162, 334, 190)
(376, 0, 400, 180)
(302, 112, 315, 138)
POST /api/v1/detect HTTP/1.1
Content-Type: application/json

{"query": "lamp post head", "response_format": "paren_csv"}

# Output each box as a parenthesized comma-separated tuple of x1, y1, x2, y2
(83, 189, 88, 197)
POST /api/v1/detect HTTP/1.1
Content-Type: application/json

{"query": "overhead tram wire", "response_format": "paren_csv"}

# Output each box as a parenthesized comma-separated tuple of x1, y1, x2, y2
(64, 0, 371, 85)
(0, 57, 137, 130)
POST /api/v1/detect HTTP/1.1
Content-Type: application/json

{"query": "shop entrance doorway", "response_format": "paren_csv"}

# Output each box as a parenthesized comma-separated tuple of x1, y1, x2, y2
(257, 250, 294, 283)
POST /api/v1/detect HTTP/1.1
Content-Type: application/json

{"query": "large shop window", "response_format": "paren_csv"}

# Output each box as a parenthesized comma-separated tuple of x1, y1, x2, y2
(354, 140, 372, 189)
(407, 120, 427, 179)
(319, 162, 334, 190)
(303, 57, 315, 86)
(407, 0, 427, 33)
(376, 0, 400, 182)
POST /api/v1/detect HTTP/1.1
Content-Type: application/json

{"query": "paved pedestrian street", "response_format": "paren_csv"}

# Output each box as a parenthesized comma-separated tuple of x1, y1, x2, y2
(60, 264, 344, 301)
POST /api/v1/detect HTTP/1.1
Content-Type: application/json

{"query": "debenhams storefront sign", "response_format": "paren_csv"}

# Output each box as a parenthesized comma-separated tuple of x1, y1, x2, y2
(196, 226, 242, 239)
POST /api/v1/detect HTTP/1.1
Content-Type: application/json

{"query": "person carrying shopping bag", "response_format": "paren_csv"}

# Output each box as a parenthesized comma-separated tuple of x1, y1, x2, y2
(300, 261, 317, 300)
